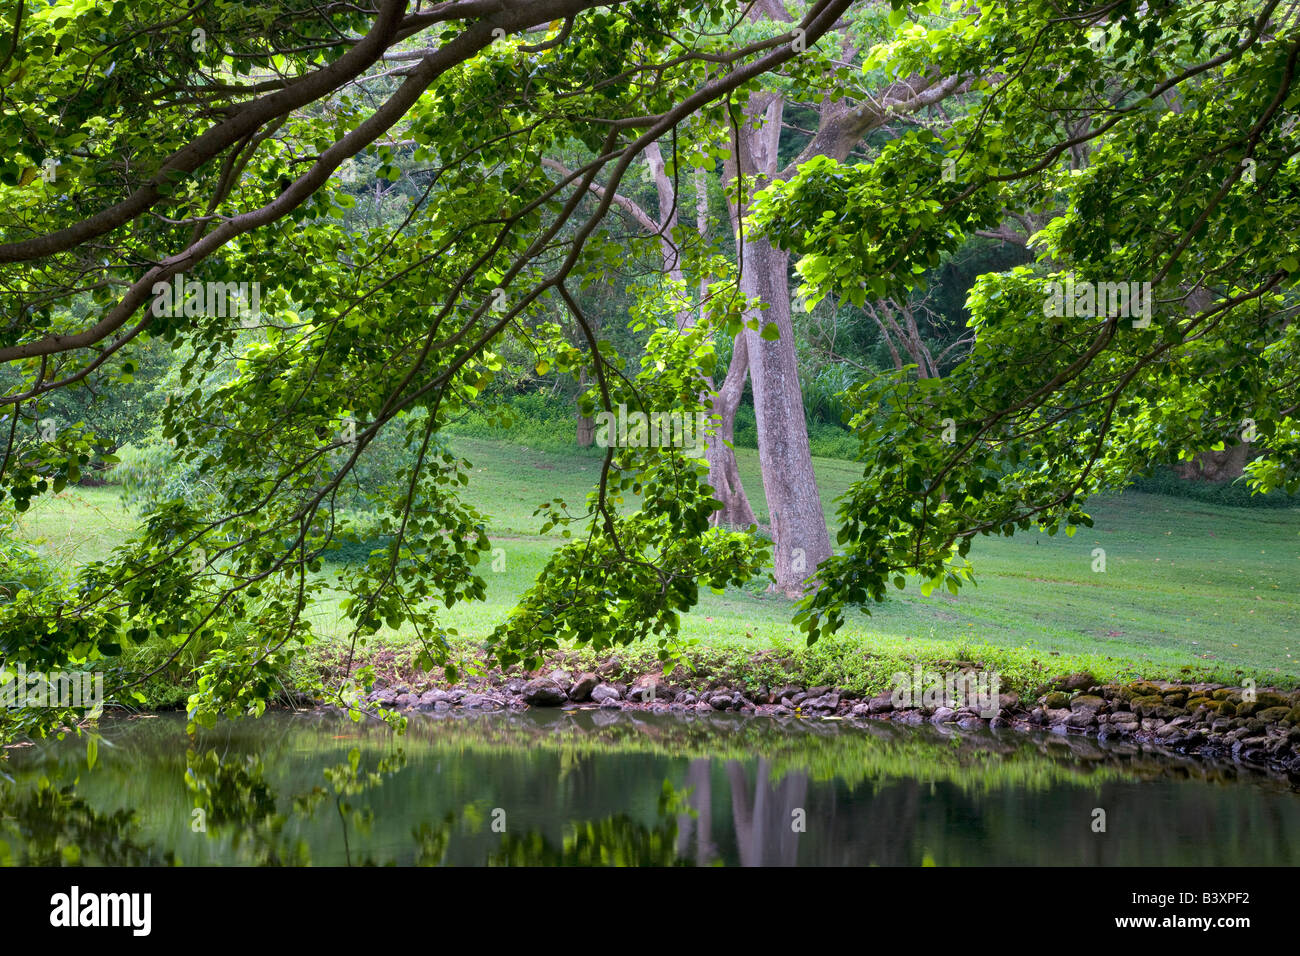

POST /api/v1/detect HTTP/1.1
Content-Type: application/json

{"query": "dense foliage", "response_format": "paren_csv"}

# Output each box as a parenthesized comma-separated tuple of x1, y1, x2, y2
(1, 0, 1295, 738)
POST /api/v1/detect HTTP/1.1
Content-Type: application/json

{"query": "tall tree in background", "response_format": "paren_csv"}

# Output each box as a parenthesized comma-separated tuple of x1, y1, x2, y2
(564, 3, 972, 595)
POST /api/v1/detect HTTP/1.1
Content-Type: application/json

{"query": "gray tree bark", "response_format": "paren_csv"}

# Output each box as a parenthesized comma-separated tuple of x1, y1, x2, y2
(706, 331, 758, 528)
(726, 91, 832, 596)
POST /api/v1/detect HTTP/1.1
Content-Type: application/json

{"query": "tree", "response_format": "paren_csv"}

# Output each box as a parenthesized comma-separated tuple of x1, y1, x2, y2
(546, 2, 975, 595)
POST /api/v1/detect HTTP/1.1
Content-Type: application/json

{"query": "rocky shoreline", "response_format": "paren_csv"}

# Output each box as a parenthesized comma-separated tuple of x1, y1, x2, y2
(359, 665, 1300, 777)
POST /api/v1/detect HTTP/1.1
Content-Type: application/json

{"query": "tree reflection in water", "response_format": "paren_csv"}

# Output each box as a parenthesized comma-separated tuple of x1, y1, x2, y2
(3, 710, 1299, 866)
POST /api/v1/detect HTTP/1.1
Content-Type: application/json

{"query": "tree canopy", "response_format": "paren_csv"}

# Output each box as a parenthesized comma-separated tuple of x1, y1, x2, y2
(1, 0, 1295, 736)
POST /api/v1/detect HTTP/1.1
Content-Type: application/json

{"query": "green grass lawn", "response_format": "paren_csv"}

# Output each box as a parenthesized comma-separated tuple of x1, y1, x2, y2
(14, 435, 1300, 693)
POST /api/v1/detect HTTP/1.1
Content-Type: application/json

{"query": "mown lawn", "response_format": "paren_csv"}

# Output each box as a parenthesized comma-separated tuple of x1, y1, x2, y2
(14, 435, 1300, 690)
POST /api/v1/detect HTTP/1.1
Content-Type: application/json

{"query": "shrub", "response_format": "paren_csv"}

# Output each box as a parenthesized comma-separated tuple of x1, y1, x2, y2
(1126, 466, 1299, 509)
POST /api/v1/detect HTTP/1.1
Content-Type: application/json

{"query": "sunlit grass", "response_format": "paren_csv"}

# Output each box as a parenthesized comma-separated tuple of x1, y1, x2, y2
(14, 434, 1300, 691)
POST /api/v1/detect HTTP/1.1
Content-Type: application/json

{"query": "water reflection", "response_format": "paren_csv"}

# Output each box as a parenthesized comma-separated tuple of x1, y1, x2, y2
(1, 709, 1297, 866)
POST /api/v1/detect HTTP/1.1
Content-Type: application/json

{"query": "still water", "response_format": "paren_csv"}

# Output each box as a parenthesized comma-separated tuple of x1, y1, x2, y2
(2, 708, 1297, 865)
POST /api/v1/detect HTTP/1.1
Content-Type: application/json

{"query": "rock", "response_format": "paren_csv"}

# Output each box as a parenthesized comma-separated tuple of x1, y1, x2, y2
(628, 675, 670, 703)
(591, 682, 621, 703)
(1253, 691, 1290, 709)
(709, 693, 733, 711)
(569, 673, 600, 702)
(770, 684, 803, 702)
(1043, 691, 1070, 709)
(1054, 672, 1096, 692)
(522, 678, 567, 707)
(599, 697, 621, 709)
(1129, 694, 1165, 716)
(867, 694, 895, 714)
(596, 657, 623, 679)
(1234, 735, 1270, 757)
(805, 693, 839, 711)
(1066, 711, 1096, 729)
(548, 669, 572, 687)
(851, 703, 873, 718)
(930, 706, 957, 723)
(693, 700, 712, 713)
(1069, 694, 1107, 715)
(1257, 706, 1291, 723)
(1045, 707, 1072, 724)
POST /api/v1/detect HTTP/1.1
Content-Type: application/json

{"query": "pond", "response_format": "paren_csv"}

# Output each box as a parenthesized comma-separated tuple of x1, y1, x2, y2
(2, 709, 1298, 866)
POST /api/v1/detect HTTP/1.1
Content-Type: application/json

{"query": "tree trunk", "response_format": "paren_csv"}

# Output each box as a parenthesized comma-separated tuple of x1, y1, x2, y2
(1174, 443, 1256, 482)
(576, 411, 595, 447)
(739, 237, 832, 595)
(576, 361, 595, 447)
(707, 331, 758, 528)
(726, 90, 831, 596)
